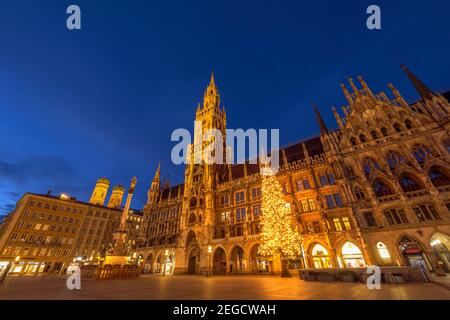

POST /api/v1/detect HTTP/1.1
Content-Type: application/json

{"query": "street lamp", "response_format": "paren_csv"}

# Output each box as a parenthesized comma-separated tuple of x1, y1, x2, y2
(207, 245, 212, 278)
(163, 249, 169, 277)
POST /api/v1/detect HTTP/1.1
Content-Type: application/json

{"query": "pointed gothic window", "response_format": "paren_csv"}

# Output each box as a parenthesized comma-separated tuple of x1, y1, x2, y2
(429, 166, 450, 187)
(412, 145, 433, 164)
(362, 158, 381, 177)
(381, 127, 388, 136)
(393, 123, 402, 133)
(372, 179, 394, 197)
(359, 134, 367, 143)
(386, 151, 406, 171)
(398, 173, 424, 192)
(370, 130, 379, 139)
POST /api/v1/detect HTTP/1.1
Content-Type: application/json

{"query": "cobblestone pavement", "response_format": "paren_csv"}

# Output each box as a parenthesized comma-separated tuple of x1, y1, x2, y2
(0, 274, 449, 300)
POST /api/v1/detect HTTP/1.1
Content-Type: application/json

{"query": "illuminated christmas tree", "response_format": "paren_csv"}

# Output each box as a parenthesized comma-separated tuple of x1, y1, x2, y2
(259, 166, 302, 277)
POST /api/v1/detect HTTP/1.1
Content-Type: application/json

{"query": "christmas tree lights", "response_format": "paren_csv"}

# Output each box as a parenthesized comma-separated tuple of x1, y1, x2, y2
(259, 167, 302, 276)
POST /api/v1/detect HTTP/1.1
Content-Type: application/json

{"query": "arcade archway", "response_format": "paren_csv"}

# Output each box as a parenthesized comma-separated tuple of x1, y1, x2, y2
(430, 233, 450, 273)
(143, 253, 154, 273)
(249, 244, 270, 273)
(230, 245, 245, 273)
(213, 247, 227, 274)
(398, 236, 430, 271)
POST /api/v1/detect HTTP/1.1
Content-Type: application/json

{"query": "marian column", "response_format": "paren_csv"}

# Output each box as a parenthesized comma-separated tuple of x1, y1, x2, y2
(104, 177, 137, 266)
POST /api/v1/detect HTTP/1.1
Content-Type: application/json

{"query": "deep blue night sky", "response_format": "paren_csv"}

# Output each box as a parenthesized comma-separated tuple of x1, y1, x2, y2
(0, 0, 449, 215)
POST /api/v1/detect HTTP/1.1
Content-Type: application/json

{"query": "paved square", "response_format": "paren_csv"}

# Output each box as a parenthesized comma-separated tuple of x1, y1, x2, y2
(0, 275, 449, 300)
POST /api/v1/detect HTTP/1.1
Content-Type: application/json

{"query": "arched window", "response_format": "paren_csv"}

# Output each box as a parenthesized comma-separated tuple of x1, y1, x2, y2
(377, 242, 392, 261)
(386, 151, 406, 171)
(370, 130, 379, 140)
(429, 166, 450, 187)
(404, 120, 413, 129)
(189, 197, 197, 208)
(362, 158, 382, 178)
(350, 137, 357, 146)
(373, 179, 394, 197)
(393, 123, 402, 133)
(381, 127, 388, 137)
(398, 173, 424, 192)
(311, 244, 332, 269)
(412, 145, 433, 164)
(359, 134, 367, 143)
(341, 242, 365, 268)
(354, 187, 365, 200)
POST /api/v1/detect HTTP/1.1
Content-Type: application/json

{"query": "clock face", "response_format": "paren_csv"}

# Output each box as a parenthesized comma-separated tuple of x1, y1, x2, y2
(362, 109, 376, 120)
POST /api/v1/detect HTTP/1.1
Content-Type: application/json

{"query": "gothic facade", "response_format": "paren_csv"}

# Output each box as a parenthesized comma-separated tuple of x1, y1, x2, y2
(136, 67, 450, 276)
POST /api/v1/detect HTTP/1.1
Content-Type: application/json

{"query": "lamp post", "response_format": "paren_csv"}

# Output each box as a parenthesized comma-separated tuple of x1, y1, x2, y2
(163, 249, 169, 276)
(207, 245, 212, 278)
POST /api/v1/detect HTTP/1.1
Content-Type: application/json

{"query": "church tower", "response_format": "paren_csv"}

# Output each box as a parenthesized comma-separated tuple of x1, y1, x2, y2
(89, 177, 110, 206)
(184, 73, 227, 215)
(107, 184, 125, 208)
(180, 73, 227, 273)
(147, 163, 161, 206)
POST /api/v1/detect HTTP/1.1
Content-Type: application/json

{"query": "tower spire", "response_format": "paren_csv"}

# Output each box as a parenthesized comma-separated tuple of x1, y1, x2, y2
(313, 103, 329, 135)
(210, 72, 215, 87)
(401, 64, 434, 100)
(153, 162, 161, 181)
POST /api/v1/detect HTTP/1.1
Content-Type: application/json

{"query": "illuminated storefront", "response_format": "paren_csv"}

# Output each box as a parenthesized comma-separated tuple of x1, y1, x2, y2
(340, 242, 365, 268)
(311, 244, 332, 268)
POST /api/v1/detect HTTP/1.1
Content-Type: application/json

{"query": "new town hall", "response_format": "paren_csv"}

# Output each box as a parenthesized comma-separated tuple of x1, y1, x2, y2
(1, 66, 450, 276)
(135, 66, 450, 276)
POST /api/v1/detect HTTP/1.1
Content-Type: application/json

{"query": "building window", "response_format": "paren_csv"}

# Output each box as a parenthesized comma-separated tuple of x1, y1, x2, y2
(325, 194, 343, 208)
(364, 212, 377, 227)
(253, 205, 261, 219)
(384, 208, 408, 225)
(412, 145, 433, 164)
(399, 173, 423, 192)
(235, 208, 246, 221)
(251, 187, 261, 198)
(412, 204, 440, 222)
(327, 173, 336, 185)
(301, 198, 316, 212)
(377, 242, 392, 261)
(333, 218, 342, 231)
(342, 217, 351, 230)
(235, 191, 245, 204)
(220, 211, 230, 223)
(303, 179, 311, 190)
(307, 199, 315, 211)
(220, 194, 229, 207)
(319, 173, 335, 186)
(373, 180, 394, 197)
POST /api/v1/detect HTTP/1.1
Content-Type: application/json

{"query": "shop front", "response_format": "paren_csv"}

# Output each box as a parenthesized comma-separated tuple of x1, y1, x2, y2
(340, 242, 366, 268)
(311, 244, 332, 269)
(399, 236, 430, 271)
